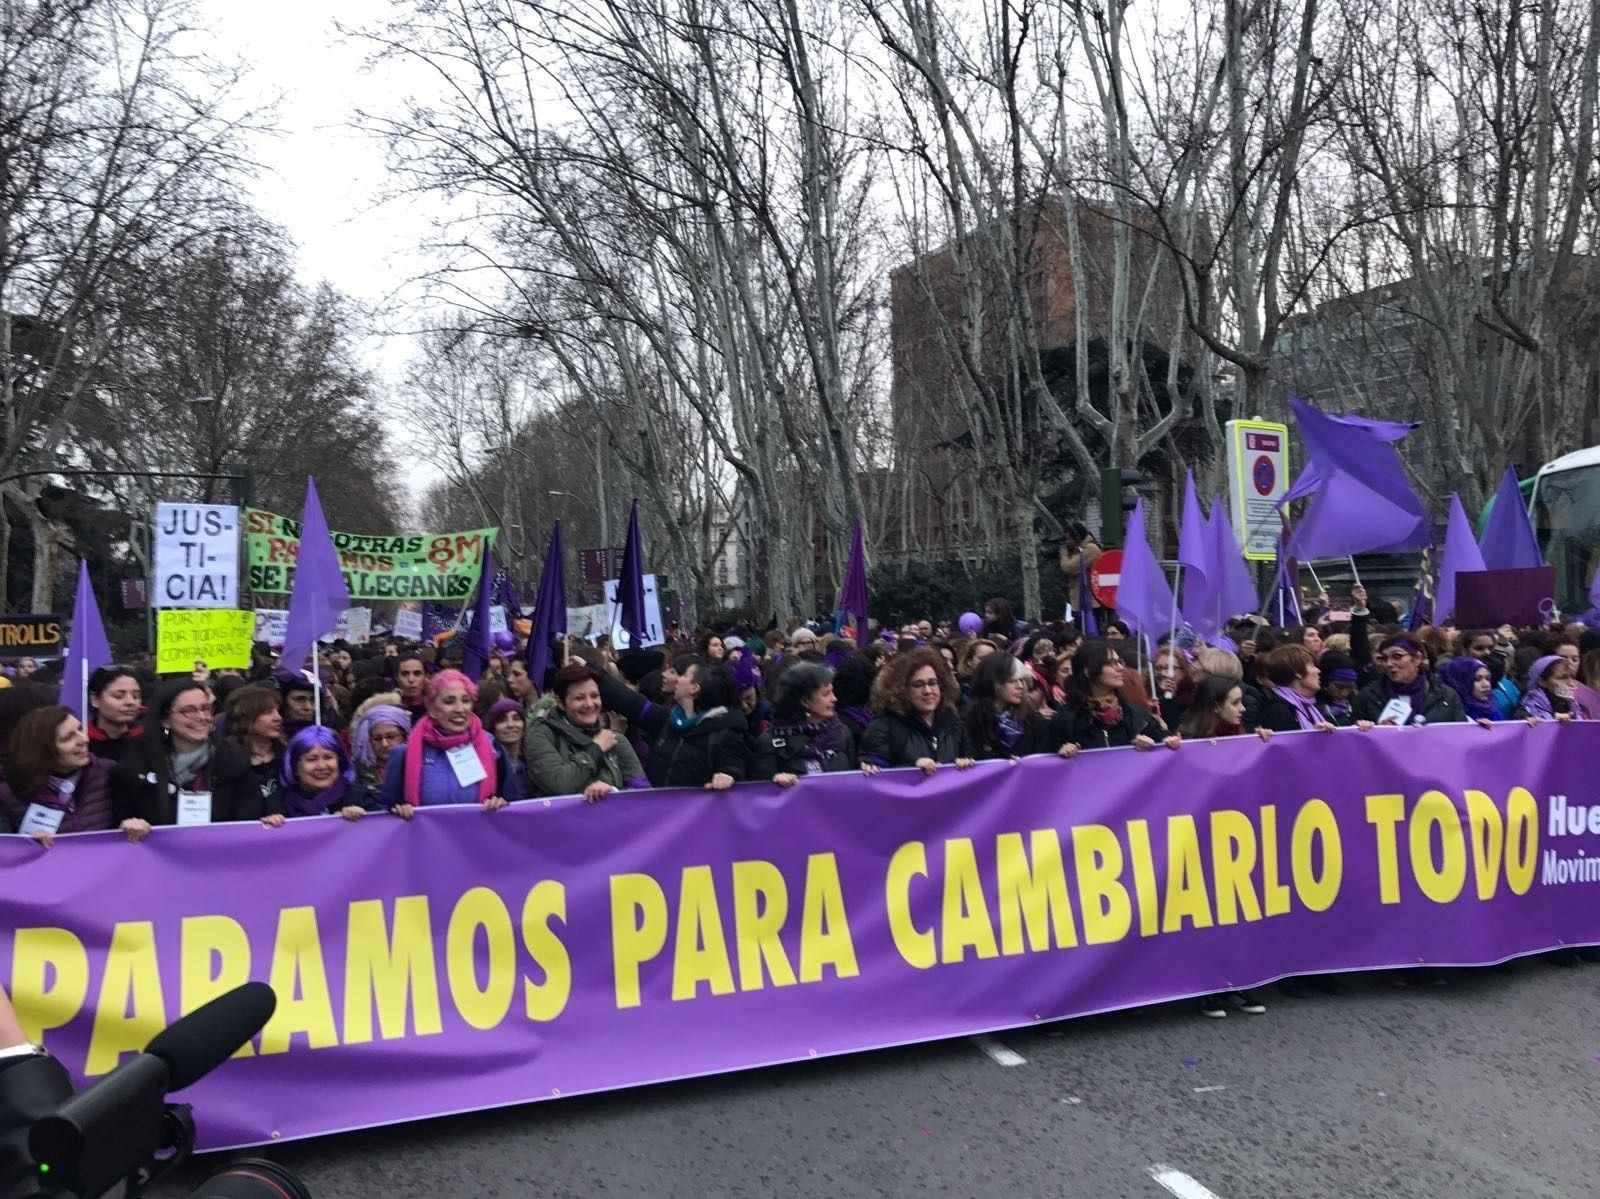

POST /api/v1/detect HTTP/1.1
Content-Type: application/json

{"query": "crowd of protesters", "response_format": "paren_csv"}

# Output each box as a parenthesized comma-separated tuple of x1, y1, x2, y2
(2, 579, 1598, 1017)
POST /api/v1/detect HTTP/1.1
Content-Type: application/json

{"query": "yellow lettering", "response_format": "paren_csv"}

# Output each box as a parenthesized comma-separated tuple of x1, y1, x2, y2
(1409, 790, 1466, 904)
(1209, 810, 1262, 926)
(1161, 815, 1214, 933)
(1291, 799, 1342, 912)
(1125, 819, 1161, 936)
(259, 907, 338, 1055)
(1365, 794, 1407, 904)
(180, 916, 254, 1060)
(1072, 824, 1132, 945)
(444, 887, 516, 1031)
(85, 922, 168, 1076)
(610, 873, 668, 1009)
(996, 830, 1078, 954)
(798, 853, 858, 982)
(731, 860, 797, 990)
(1505, 786, 1538, 895)
(1259, 805, 1291, 916)
(521, 881, 571, 1022)
(671, 866, 735, 1001)
(940, 838, 999, 963)
(343, 897, 442, 1044)
(9, 928, 87, 1045)
(885, 842, 935, 969)
(1464, 790, 1504, 901)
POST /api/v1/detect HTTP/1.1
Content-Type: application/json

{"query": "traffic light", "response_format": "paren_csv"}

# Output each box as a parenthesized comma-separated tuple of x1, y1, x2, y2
(1099, 467, 1146, 548)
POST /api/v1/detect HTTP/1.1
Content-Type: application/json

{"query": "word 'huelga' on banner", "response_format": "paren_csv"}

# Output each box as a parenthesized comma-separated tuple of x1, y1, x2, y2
(0, 614, 64, 656)
(155, 609, 255, 673)
(0, 724, 1595, 1152)
(243, 509, 496, 600)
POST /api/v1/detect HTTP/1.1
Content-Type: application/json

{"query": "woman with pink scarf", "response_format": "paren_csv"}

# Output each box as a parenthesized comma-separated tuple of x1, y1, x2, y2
(379, 670, 510, 819)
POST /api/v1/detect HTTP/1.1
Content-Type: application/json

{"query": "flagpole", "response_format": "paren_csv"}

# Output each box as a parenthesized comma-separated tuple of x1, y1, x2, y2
(1305, 560, 1324, 595)
(1169, 564, 1181, 651)
(1347, 555, 1363, 588)
(80, 658, 88, 728)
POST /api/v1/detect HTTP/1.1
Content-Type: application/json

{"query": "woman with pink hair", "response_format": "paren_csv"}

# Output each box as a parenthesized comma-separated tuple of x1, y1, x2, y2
(378, 669, 510, 819)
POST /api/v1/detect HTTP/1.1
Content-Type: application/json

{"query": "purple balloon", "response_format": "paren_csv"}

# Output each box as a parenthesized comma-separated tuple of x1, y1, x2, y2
(492, 630, 517, 652)
(958, 611, 982, 635)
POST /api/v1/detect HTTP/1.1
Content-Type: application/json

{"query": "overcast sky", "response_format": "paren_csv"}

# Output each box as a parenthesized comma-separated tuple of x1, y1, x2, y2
(191, 0, 451, 513)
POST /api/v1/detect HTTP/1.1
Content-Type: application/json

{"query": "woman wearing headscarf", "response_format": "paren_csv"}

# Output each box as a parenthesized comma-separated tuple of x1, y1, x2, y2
(349, 697, 412, 792)
(860, 647, 975, 773)
(1047, 640, 1178, 754)
(1438, 656, 1521, 727)
(0, 705, 117, 845)
(1253, 645, 1338, 733)
(525, 664, 649, 802)
(1351, 633, 1465, 727)
(262, 725, 379, 824)
(1514, 655, 1584, 722)
(379, 669, 510, 818)
(963, 652, 1049, 760)
(84, 667, 143, 765)
(112, 679, 263, 839)
(751, 662, 861, 785)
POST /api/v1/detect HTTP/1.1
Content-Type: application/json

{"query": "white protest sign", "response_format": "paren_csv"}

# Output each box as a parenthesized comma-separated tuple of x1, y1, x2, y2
(394, 608, 423, 641)
(320, 607, 373, 644)
(254, 609, 289, 648)
(603, 574, 666, 648)
(565, 603, 610, 643)
(489, 604, 508, 635)
(154, 503, 239, 608)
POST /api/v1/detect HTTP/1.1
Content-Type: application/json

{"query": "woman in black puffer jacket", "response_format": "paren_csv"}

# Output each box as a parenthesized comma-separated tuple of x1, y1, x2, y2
(860, 648, 974, 775)
(598, 657, 751, 790)
(751, 662, 861, 784)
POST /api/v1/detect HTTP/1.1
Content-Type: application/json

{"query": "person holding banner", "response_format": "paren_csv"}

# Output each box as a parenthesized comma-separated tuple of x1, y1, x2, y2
(861, 648, 975, 773)
(224, 685, 287, 809)
(0, 706, 117, 844)
(1351, 634, 1465, 727)
(1047, 641, 1178, 754)
(1253, 646, 1339, 733)
(262, 726, 381, 823)
(750, 662, 862, 784)
(111, 680, 264, 839)
(525, 665, 648, 802)
(84, 667, 143, 765)
(1514, 655, 1583, 723)
(962, 653, 1050, 760)
(596, 658, 752, 790)
(349, 699, 411, 792)
(380, 669, 509, 818)
(484, 699, 529, 800)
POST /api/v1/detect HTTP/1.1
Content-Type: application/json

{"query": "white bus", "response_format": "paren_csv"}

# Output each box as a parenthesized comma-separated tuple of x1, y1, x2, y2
(1530, 446, 1600, 615)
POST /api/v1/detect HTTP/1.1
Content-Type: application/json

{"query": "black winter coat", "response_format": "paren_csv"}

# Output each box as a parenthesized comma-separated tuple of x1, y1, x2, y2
(112, 737, 264, 826)
(1351, 678, 1465, 727)
(1254, 692, 1333, 732)
(599, 673, 752, 789)
(1047, 695, 1153, 751)
(264, 781, 382, 818)
(859, 709, 972, 767)
(749, 722, 859, 779)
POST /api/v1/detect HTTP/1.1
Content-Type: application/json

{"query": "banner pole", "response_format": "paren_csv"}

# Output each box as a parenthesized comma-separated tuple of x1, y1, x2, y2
(1347, 555, 1363, 588)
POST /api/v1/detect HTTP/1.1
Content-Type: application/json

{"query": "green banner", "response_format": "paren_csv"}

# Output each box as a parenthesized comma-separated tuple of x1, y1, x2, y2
(243, 509, 497, 600)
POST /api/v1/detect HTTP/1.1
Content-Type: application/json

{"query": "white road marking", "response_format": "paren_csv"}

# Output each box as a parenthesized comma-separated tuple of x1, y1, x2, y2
(1191, 1085, 1227, 1094)
(1150, 1164, 1225, 1199)
(970, 1035, 1026, 1066)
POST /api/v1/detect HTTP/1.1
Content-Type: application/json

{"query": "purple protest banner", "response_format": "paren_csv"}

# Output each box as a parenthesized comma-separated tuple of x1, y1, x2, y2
(2, 724, 1596, 1151)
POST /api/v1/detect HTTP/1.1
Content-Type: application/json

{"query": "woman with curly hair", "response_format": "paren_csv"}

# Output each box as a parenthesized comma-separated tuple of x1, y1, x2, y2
(859, 647, 974, 774)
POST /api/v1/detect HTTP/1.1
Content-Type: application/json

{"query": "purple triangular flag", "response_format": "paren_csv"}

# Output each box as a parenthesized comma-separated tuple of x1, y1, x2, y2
(838, 519, 870, 648)
(1176, 474, 1212, 628)
(616, 501, 648, 646)
(1477, 467, 1543, 571)
(525, 523, 567, 691)
(1116, 499, 1177, 641)
(281, 478, 352, 672)
(63, 558, 112, 724)
(1211, 500, 1260, 630)
(1435, 494, 1487, 622)
(461, 542, 496, 682)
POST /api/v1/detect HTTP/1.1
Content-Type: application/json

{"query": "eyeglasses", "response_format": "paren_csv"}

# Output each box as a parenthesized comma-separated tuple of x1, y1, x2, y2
(170, 705, 213, 719)
(908, 678, 942, 690)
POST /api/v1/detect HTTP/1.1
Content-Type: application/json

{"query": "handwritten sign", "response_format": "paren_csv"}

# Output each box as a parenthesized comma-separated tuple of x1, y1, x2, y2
(154, 504, 239, 608)
(156, 609, 254, 673)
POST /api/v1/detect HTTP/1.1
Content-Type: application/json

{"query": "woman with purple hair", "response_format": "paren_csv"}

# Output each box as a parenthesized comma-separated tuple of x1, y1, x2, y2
(261, 726, 379, 824)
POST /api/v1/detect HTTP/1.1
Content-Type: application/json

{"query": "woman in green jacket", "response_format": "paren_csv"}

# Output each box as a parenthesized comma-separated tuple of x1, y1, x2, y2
(525, 664, 649, 802)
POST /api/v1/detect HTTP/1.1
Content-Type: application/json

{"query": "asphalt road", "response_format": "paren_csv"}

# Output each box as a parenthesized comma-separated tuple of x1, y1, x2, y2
(155, 965, 1599, 1199)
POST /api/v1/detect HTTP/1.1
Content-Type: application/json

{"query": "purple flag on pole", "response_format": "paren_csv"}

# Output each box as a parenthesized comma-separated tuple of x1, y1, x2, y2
(1435, 493, 1487, 622)
(1406, 543, 1435, 631)
(1278, 415, 1417, 510)
(1477, 467, 1543, 571)
(1286, 397, 1429, 559)
(616, 501, 648, 646)
(1176, 474, 1212, 629)
(1190, 498, 1258, 635)
(1077, 550, 1098, 636)
(1264, 532, 1302, 627)
(838, 519, 870, 648)
(62, 558, 111, 724)
(461, 543, 496, 682)
(525, 523, 567, 691)
(1116, 499, 1176, 641)
(280, 478, 352, 672)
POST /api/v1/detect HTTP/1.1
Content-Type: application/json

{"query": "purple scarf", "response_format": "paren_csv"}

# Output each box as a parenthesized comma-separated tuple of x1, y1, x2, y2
(282, 775, 349, 818)
(770, 717, 849, 772)
(1270, 684, 1326, 731)
(838, 705, 873, 733)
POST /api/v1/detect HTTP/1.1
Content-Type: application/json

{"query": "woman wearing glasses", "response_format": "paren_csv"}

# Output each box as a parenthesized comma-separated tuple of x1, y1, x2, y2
(1351, 634, 1465, 727)
(1048, 640, 1180, 753)
(860, 647, 975, 773)
(112, 679, 264, 840)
